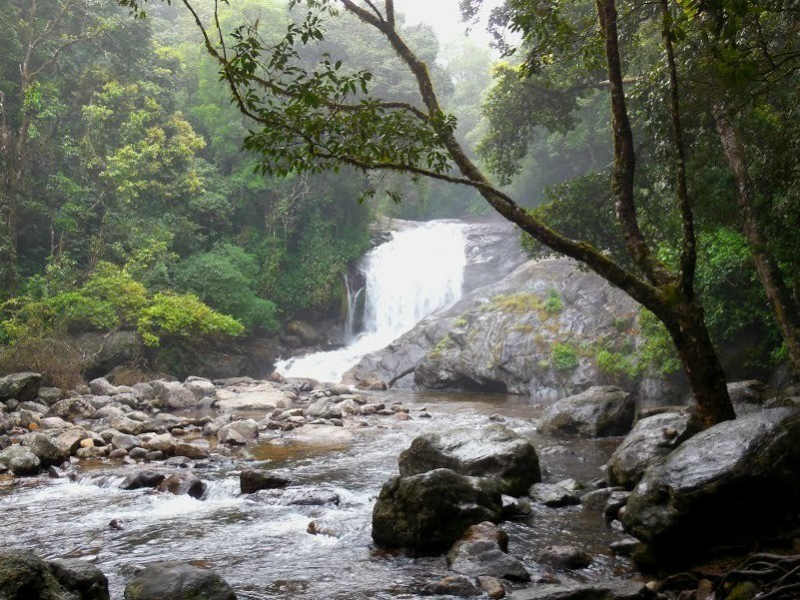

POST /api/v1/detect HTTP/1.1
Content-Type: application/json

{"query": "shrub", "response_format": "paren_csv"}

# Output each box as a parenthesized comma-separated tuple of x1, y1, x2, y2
(82, 262, 148, 325)
(544, 289, 564, 314)
(0, 337, 84, 389)
(551, 342, 579, 371)
(137, 292, 245, 347)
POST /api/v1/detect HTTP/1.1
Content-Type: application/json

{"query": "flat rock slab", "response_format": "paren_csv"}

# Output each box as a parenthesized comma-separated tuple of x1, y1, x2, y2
(511, 581, 645, 600)
(215, 384, 290, 412)
(285, 425, 353, 447)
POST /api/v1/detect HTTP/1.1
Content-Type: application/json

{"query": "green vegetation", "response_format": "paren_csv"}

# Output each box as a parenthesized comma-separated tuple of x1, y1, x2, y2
(544, 290, 564, 315)
(551, 343, 579, 371)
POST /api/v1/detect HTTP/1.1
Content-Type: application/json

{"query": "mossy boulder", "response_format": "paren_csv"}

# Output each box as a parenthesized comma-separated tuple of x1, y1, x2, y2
(123, 561, 236, 600)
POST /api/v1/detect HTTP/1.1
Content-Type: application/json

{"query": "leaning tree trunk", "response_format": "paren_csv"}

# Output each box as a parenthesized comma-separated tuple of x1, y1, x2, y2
(713, 105, 800, 379)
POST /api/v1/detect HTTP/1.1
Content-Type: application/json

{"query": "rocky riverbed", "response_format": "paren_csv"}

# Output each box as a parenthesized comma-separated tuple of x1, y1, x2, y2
(1, 371, 799, 600)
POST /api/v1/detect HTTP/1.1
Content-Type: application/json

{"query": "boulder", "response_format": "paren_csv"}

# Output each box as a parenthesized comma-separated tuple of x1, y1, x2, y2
(606, 410, 689, 489)
(540, 386, 634, 437)
(239, 470, 290, 494)
(512, 581, 646, 600)
(123, 561, 236, 600)
(304, 398, 342, 419)
(21, 432, 69, 466)
(623, 408, 800, 566)
(184, 377, 216, 400)
(372, 468, 502, 554)
(0, 550, 103, 600)
(49, 558, 110, 600)
(398, 425, 540, 496)
(447, 522, 530, 581)
(0, 372, 42, 403)
(49, 397, 96, 420)
(0, 444, 41, 475)
(36, 387, 63, 406)
(157, 472, 206, 499)
(423, 575, 480, 597)
(173, 440, 210, 459)
(217, 420, 258, 445)
(151, 381, 196, 410)
(537, 545, 592, 569)
(120, 470, 166, 490)
(89, 378, 118, 396)
(52, 428, 87, 457)
(529, 479, 581, 507)
(111, 433, 141, 452)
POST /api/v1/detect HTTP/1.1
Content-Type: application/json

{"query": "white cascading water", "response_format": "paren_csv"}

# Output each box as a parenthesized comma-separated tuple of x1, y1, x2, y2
(276, 220, 467, 382)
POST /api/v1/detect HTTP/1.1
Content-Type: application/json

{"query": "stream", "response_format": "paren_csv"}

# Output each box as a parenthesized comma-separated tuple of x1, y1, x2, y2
(0, 391, 634, 599)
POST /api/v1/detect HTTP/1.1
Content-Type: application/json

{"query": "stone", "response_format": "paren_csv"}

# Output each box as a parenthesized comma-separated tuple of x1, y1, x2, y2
(398, 424, 541, 496)
(151, 380, 196, 410)
(123, 561, 236, 600)
(606, 410, 690, 489)
(603, 491, 630, 522)
(184, 377, 217, 400)
(529, 480, 581, 508)
(21, 432, 69, 466)
(304, 398, 342, 419)
(173, 440, 210, 459)
(157, 472, 206, 498)
(49, 558, 110, 600)
(623, 408, 800, 566)
(423, 575, 480, 597)
(89, 377, 118, 396)
(511, 581, 646, 600)
(36, 387, 63, 406)
(0, 550, 102, 600)
(49, 397, 96, 420)
(537, 545, 592, 569)
(239, 469, 290, 494)
(478, 576, 506, 599)
(372, 468, 502, 554)
(217, 420, 258, 445)
(540, 386, 635, 437)
(141, 433, 176, 454)
(609, 538, 640, 557)
(580, 487, 624, 511)
(0, 372, 42, 403)
(0, 444, 41, 475)
(120, 470, 166, 490)
(39, 416, 71, 429)
(447, 522, 530, 582)
(111, 433, 140, 451)
(52, 428, 87, 457)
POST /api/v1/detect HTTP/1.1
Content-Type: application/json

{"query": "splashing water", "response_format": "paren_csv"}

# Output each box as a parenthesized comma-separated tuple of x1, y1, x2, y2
(276, 220, 467, 382)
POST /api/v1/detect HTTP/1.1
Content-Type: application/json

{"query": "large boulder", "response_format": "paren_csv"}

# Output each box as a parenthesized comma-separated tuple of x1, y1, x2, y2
(398, 425, 540, 496)
(157, 472, 206, 499)
(151, 381, 195, 410)
(49, 559, 110, 600)
(21, 432, 70, 466)
(0, 372, 42, 403)
(540, 386, 635, 438)
(239, 470, 290, 494)
(217, 420, 258, 445)
(0, 550, 107, 600)
(0, 444, 41, 476)
(372, 468, 502, 554)
(623, 408, 800, 566)
(606, 410, 690, 489)
(512, 581, 646, 600)
(123, 561, 236, 600)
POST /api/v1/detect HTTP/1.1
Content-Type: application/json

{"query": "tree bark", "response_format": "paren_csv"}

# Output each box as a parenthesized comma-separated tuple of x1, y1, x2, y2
(713, 105, 800, 379)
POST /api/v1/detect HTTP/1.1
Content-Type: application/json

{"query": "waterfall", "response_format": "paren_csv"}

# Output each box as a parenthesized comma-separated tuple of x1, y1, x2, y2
(275, 220, 467, 382)
(343, 272, 363, 343)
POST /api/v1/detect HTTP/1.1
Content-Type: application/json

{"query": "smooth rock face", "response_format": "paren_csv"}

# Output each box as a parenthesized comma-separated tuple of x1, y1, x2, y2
(623, 408, 800, 565)
(447, 522, 530, 582)
(372, 468, 502, 554)
(123, 561, 236, 600)
(540, 386, 635, 438)
(605, 411, 689, 489)
(398, 425, 541, 496)
(0, 372, 42, 403)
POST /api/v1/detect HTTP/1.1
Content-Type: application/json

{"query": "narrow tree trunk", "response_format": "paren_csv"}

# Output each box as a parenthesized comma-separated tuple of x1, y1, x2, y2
(713, 105, 800, 379)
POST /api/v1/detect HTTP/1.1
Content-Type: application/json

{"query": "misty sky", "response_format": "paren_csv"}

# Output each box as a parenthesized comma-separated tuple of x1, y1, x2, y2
(394, 0, 499, 47)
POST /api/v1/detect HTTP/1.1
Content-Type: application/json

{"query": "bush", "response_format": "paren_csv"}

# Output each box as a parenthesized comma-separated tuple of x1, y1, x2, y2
(0, 337, 84, 389)
(544, 289, 564, 314)
(137, 292, 245, 347)
(0, 292, 118, 341)
(551, 342, 579, 371)
(82, 262, 148, 325)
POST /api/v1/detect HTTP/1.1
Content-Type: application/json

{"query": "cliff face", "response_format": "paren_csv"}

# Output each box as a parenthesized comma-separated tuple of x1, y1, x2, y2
(345, 257, 687, 404)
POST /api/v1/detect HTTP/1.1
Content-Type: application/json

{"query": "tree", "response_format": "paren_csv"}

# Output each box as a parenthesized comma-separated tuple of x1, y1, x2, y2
(123, 0, 736, 430)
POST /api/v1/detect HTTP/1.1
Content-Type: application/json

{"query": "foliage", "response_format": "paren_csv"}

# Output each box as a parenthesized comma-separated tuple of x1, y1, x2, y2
(544, 290, 564, 315)
(137, 292, 245, 347)
(551, 342, 579, 371)
(0, 338, 84, 390)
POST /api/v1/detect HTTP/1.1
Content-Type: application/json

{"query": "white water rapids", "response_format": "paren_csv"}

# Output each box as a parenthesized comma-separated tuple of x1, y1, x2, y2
(276, 220, 467, 382)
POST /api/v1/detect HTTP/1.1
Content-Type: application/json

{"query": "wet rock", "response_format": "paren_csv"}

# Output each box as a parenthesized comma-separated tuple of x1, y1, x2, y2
(423, 575, 480, 597)
(52, 428, 87, 457)
(606, 410, 690, 489)
(120, 470, 166, 490)
(217, 419, 258, 445)
(240, 469, 290, 494)
(157, 472, 206, 499)
(214, 382, 289, 412)
(111, 433, 140, 452)
(141, 433, 176, 454)
(540, 386, 634, 437)
(0, 372, 42, 403)
(398, 424, 541, 496)
(123, 561, 236, 600)
(537, 545, 592, 569)
(372, 468, 502, 554)
(304, 398, 342, 419)
(623, 408, 800, 566)
(130, 448, 149, 460)
(512, 580, 646, 600)
(609, 538, 640, 557)
(529, 479, 581, 508)
(603, 491, 630, 522)
(0, 444, 41, 475)
(151, 380, 196, 410)
(501, 494, 532, 518)
(173, 440, 210, 459)
(0, 550, 99, 600)
(280, 488, 340, 506)
(728, 380, 767, 414)
(21, 432, 69, 466)
(447, 521, 530, 581)
(580, 487, 625, 511)
(478, 576, 506, 599)
(184, 377, 216, 400)
(49, 558, 110, 600)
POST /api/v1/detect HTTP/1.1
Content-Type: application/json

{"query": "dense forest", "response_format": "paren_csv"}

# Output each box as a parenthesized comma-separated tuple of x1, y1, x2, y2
(1, 0, 798, 399)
